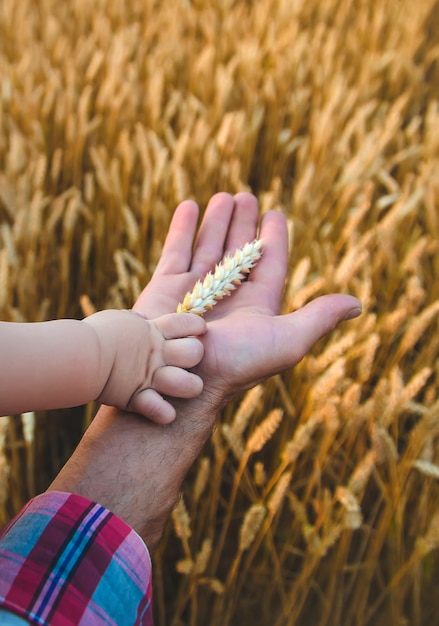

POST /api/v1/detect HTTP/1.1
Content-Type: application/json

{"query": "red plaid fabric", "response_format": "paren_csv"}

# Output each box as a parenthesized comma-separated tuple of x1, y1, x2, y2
(0, 492, 153, 625)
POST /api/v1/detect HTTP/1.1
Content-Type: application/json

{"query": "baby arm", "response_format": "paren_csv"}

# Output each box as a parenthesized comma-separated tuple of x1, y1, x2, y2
(0, 311, 206, 423)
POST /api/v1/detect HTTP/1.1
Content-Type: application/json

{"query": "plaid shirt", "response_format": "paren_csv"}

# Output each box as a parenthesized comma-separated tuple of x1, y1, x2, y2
(0, 492, 153, 625)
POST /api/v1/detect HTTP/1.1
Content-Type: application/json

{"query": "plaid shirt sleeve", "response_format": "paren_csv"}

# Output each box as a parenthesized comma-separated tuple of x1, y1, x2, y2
(0, 491, 154, 625)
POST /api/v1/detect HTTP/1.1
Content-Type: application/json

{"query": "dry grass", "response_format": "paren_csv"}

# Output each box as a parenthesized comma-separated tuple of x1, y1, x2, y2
(1, 0, 439, 624)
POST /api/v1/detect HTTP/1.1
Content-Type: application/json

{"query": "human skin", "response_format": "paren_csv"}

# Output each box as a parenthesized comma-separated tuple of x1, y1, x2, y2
(0, 311, 206, 423)
(49, 192, 362, 550)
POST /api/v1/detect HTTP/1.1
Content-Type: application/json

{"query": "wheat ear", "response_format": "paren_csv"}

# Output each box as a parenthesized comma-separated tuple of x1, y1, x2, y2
(177, 239, 263, 315)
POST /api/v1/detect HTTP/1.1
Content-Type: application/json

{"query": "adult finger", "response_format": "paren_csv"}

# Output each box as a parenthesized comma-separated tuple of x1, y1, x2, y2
(224, 192, 260, 253)
(154, 200, 199, 275)
(190, 193, 236, 276)
(248, 210, 289, 314)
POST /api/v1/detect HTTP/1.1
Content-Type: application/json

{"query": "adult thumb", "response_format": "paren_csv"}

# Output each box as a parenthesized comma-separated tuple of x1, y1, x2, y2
(273, 294, 362, 370)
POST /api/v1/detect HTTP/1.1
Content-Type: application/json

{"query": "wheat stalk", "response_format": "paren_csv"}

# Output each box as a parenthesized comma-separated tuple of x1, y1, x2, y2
(172, 494, 192, 541)
(246, 408, 284, 455)
(268, 470, 293, 516)
(231, 384, 264, 439)
(176, 239, 263, 315)
(195, 538, 212, 574)
(193, 457, 210, 503)
(239, 504, 267, 552)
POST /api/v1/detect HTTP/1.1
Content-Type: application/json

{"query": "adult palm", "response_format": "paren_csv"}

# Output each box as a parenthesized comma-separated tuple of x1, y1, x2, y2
(134, 192, 361, 406)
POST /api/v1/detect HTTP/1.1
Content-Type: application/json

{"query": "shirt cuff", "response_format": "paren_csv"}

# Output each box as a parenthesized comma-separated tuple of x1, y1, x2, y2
(0, 491, 153, 625)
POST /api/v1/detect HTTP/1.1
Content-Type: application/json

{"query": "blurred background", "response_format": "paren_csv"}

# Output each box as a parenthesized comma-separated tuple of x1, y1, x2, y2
(1, 0, 439, 624)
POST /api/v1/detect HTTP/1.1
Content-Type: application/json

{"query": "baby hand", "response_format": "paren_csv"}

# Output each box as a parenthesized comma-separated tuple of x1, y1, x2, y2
(85, 310, 206, 424)
(127, 312, 207, 423)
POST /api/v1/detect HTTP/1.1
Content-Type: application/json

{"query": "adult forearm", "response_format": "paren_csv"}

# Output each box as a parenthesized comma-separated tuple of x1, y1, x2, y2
(0, 320, 102, 415)
(49, 398, 220, 550)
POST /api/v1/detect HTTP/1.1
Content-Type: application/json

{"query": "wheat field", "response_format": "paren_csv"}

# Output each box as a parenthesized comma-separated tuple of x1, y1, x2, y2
(1, 0, 439, 624)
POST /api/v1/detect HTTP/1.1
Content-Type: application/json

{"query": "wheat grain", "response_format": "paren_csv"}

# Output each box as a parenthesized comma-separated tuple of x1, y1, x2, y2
(372, 377, 394, 428)
(412, 460, 439, 480)
(287, 491, 308, 529)
(122, 205, 140, 247)
(334, 247, 369, 288)
(1, 224, 16, 267)
(268, 470, 293, 516)
(114, 249, 130, 292)
(320, 398, 340, 432)
(253, 461, 266, 487)
(281, 415, 320, 465)
(208, 580, 225, 595)
(86, 49, 105, 82)
(401, 367, 433, 404)
(372, 423, 398, 463)
(307, 331, 356, 375)
(335, 486, 362, 530)
(287, 276, 327, 310)
(405, 275, 427, 310)
(340, 382, 362, 416)
(358, 333, 380, 382)
(309, 357, 346, 408)
(337, 183, 374, 246)
(239, 504, 266, 551)
(176, 558, 194, 575)
(231, 384, 264, 439)
(315, 525, 344, 558)
(195, 538, 212, 574)
(380, 308, 408, 334)
(176, 239, 263, 315)
(246, 408, 283, 455)
(172, 494, 192, 541)
(419, 438, 433, 463)
(401, 236, 429, 275)
(289, 256, 311, 291)
(348, 450, 377, 494)
(221, 423, 245, 460)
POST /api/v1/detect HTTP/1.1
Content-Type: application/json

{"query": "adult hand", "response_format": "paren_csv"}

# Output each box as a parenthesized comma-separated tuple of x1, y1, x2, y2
(134, 192, 361, 407)
(49, 192, 361, 548)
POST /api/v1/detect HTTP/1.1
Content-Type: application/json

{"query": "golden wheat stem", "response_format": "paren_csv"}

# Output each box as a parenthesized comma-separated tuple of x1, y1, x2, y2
(210, 407, 282, 577)
(177, 239, 263, 315)
(365, 512, 439, 624)
(224, 503, 267, 599)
